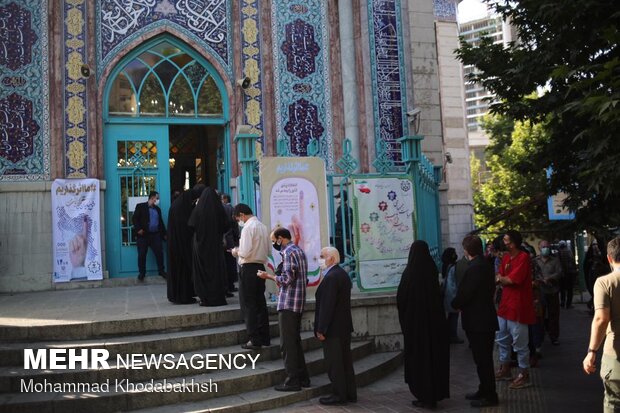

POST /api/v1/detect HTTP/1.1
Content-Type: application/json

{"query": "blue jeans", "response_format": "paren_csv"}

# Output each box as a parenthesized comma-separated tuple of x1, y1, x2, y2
(496, 316, 530, 369)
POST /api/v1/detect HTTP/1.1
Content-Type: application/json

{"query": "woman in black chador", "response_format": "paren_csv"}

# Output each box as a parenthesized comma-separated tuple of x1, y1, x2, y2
(397, 240, 450, 409)
(188, 187, 230, 306)
(167, 185, 204, 304)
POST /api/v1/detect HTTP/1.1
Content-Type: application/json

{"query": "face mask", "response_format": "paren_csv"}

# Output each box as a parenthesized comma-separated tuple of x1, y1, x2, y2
(318, 258, 327, 269)
(154, 199, 160, 206)
(272, 240, 282, 251)
(237, 217, 245, 227)
(541, 247, 550, 256)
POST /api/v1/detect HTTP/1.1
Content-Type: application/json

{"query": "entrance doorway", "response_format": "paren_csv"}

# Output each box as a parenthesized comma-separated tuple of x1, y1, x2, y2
(103, 35, 229, 278)
(169, 125, 225, 198)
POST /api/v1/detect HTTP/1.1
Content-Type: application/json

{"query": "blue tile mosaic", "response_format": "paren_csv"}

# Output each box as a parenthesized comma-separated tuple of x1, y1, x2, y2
(434, 0, 457, 22)
(272, 0, 333, 170)
(368, 0, 409, 164)
(0, 0, 49, 181)
(97, 0, 232, 77)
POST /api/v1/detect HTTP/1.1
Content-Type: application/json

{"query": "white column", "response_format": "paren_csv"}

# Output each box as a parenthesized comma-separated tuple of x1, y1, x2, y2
(338, 0, 360, 169)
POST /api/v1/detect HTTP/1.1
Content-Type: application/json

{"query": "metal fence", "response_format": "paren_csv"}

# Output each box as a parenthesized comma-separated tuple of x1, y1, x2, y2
(235, 133, 443, 277)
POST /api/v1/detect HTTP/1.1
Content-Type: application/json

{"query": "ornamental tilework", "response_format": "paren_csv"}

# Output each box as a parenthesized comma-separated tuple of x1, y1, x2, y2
(0, 0, 49, 181)
(433, 0, 457, 22)
(64, 0, 88, 177)
(241, 0, 265, 149)
(368, 0, 409, 164)
(97, 0, 232, 77)
(272, 0, 333, 170)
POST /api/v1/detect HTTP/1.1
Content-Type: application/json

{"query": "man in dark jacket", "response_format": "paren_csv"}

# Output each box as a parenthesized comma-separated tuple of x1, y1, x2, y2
(314, 246, 356, 405)
(452, 235, 499, 407)
(132, 191, 166, 281)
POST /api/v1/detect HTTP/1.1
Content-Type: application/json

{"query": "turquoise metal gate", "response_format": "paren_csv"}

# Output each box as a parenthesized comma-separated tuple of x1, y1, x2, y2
(235, 134, 443, 279)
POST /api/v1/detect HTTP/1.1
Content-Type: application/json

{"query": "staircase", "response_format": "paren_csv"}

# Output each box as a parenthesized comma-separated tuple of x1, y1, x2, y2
(0, 308, 402, 412)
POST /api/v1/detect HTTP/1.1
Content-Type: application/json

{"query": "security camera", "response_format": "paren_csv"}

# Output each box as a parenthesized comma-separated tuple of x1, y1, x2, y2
(445, 152, 453, 164)
(406, 108, 421, 118)
(80, 64, 91, 78)
(236, 77, 251, 89)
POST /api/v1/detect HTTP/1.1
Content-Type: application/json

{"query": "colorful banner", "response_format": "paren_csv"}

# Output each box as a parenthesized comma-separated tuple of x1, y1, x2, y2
(259, 157, 329, 286)
(52, 179, 103, 282)
(352, 176, 415, 291)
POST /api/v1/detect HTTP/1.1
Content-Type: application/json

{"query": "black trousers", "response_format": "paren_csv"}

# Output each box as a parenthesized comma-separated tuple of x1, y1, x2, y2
(323, 334, 357, 401)
(560, 273, 576, 307)
(239, 263, 270, 346)
(279, 310, 309, 386)
(466, 331, 497, 400)
(137, 232, 165, 276)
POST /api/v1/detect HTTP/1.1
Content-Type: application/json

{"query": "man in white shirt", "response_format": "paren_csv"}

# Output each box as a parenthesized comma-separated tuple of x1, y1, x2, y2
(232, 203, 271, 349)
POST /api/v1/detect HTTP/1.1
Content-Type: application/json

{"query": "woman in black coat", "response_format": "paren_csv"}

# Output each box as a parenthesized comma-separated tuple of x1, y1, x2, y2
(188, 187, 230, 306)
(397, 240, 450, 409)
(166, 185, 204, 304)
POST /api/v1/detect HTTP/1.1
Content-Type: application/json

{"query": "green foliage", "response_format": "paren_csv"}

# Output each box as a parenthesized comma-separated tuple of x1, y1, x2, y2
(457, 0, 620, 233)
(472, 115, 549, 233)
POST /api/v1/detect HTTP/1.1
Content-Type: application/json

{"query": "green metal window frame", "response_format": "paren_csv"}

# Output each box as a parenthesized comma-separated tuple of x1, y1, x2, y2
(103, 35, 229, 126)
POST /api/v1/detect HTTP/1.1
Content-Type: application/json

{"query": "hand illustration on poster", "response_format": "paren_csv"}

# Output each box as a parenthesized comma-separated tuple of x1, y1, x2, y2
(270, 177, 321, 285)
(52, 180, 103, 282)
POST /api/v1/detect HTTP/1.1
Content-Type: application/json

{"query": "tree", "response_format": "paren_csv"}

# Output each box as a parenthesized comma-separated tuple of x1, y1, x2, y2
(457, 0, 620, 234)
(470, 115, 549, 233)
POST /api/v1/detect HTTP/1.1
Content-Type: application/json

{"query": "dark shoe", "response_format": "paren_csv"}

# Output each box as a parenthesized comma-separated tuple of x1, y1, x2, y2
(274, 383, 301, 392)
(471, 398, 499, 407)
(137, 274, 145, 281)
(241, 341, 262, 350)
(348, 396, 357, 403)
(158, 271, 167, 279)
(465, 392, 481, 400)
(450, 337, 465, 344)
(551, 338, 560, 345)
(319, 395, 347, 405)
(301, 379, 311, 388)
(566, 305, 574, 309)
(225, 292, 234, 298)
(412, 400, 437, 409)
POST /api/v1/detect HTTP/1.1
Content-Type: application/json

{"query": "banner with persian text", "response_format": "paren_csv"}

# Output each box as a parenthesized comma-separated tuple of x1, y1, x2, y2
(352, 176, 415, 291)
(52, 179, 103, 282)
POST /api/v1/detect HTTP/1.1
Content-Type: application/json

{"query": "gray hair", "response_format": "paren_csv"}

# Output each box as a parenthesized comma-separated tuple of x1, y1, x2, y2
(322, 246, 340, 263)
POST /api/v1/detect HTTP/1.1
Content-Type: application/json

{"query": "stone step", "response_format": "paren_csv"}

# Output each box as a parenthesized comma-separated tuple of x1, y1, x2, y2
(0, 322, 280, 367)
(0, 332, 321, 393)
(0, 307, 246, 342)
(132, 351, 403, 413)
(0, 341, 377, 413)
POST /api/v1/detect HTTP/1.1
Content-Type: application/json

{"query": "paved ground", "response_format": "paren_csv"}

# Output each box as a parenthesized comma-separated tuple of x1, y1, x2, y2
(266, 300, 602, 413)
(0, 286, 603, 412)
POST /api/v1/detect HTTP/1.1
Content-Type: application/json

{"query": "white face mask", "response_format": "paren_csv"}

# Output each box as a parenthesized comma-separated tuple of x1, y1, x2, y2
(154, 199, 160, 206)
(318, 258, 327, 269)
(237, 219, 245, 228)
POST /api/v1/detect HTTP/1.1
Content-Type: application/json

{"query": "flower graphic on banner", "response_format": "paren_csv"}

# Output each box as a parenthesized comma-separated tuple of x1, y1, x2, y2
(369, 212, 379, 222)
(361, 223, 371, 233)
(378, 201, 388, 211)
(387, 190, 397, 201)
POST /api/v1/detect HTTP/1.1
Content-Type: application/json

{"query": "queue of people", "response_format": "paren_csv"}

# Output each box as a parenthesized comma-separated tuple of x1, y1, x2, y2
(132, 189, 357, 405)
(397, 230, 591, 410)
(134, 191, 614, 410)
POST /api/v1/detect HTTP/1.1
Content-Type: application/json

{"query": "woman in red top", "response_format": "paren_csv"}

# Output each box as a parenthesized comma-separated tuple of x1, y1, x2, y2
(495, 230, 536, 389)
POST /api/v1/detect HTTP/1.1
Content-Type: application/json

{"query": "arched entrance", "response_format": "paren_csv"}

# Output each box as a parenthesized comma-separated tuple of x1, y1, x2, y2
(103, 35, 230, 278)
